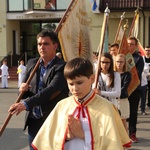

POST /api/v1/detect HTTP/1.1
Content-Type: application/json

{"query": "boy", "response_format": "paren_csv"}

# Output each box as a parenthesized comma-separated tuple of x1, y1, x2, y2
(0, 60, 9, 88)
(17, 60, 26, 88)
(32, 57, 131, 150)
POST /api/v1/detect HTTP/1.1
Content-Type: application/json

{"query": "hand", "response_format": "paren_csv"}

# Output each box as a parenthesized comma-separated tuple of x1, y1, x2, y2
(19, 83, 31, 92)
(66, 128, 75, 140)
(8, 102, 26, 115)
(94, 88, 101, 95)
(67, 115, 84, 140)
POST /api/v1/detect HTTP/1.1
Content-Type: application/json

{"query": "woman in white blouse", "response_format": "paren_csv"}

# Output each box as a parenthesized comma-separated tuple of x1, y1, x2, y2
(95, 52, 121, 108)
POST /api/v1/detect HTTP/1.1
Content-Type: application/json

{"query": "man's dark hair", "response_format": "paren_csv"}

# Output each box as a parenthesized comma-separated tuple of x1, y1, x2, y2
(37, 29, 59, 44)
(127, 36, 138, 45)
(64, 57, 93, 79)
(110, 43, 119, 49)
(145, 46, 150, 49)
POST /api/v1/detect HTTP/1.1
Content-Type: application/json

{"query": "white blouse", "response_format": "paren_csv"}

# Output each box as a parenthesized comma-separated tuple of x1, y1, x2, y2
(98, 72, 121, 107)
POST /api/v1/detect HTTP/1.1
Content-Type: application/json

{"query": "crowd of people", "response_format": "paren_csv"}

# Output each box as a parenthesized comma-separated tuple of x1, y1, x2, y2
(93, 37, 149, 143)
(1, 29, 148, 150)
(0, 59, 26, 89)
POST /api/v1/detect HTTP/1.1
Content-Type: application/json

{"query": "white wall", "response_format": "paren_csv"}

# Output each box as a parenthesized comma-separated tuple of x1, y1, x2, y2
(0, 1, 7, 59)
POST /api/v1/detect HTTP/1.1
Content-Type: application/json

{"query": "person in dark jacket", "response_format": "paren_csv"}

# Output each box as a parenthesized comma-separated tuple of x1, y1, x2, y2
(143, 46, 150, 108)
(8, 30, 69, 150)
(114, 54, 131, 133)
(127, 37, 144, 143)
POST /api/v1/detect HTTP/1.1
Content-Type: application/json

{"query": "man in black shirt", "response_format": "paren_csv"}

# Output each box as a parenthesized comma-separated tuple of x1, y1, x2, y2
(144, 46, 150, 108)
(127, 37, 144, 143)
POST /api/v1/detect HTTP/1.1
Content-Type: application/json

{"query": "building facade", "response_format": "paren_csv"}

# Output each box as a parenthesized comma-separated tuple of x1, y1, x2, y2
(0, 0, 150, 66)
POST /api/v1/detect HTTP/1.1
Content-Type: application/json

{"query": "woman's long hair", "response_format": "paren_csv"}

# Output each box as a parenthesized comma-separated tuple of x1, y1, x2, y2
(100, 52, 114, 88)
(114, 54, 127, 72)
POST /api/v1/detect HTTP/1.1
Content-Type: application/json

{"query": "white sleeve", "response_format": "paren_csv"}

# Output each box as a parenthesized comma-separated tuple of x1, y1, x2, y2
(101, 72, 121, 98)
(143, 63, 149, 74)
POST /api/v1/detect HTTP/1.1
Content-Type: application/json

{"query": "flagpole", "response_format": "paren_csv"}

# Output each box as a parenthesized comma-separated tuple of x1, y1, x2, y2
(55, 0, 75, 33)
(128, 8, 139, 37)
(0, 0, 76, 137)
(114, 12, 125, 43)
(118, 19, 128, 54)
(94, 6, 110, 89)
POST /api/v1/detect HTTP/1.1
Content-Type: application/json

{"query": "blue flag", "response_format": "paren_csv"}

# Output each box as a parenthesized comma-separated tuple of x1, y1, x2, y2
(103, 24, 108, 52)
(92, 1, 97, 11)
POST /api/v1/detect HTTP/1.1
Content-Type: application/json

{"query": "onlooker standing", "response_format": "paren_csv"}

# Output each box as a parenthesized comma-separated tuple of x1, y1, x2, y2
(17, 60, 26, 88)
(56, 52, 62, 59)
(114, 54, 131, 133)
(8, 30, 69, 150)
(92, 51, 98, 73)
(143, 46, 150, 108)
(140, 58, 149, 115)
(127, 37, 144, 143)
(0, 60, 9, 88)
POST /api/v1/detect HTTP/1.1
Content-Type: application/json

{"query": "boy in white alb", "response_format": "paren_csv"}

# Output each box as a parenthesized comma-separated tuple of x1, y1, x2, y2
(0, 60, 9, 88)
(17, 60, 26, 88)
(32, 58, 131, 150)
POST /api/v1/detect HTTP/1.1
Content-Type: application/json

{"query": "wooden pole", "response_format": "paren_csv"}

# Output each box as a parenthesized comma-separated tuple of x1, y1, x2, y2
(128, 8, 139, 37)
(118, 20, 128, 54)
(0, 0, 76, 137)
(94, 6, 110, 89)
(55, 0, 75, 33)
(114, 12, 125, 43)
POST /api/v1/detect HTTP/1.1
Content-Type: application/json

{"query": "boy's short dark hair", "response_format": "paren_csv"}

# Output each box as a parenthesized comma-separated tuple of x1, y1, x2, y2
(37, 29, 59, 44)
(93, 51, 99, 57)
(64, 57, 93, 79)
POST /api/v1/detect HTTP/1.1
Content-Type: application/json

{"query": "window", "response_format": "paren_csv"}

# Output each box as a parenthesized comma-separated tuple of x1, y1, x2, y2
(8, 0, 72, 11)
(8, 0, 23, 11)
(57, 0, 71, 9)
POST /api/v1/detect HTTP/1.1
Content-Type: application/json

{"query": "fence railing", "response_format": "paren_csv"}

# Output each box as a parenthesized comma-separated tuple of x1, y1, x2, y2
(100, 0, 150, 11)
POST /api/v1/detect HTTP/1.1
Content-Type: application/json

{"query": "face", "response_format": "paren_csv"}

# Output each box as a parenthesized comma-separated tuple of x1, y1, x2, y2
(20, 61, 24, 65)
(145, 47, 150, 57)
(100, 56, 111, 73)
(115, 56, 125, 71)
(3, 61, 7, 65)
(37, 36, 58, 61)
(110, 46, 118, 56)
(57, 53, 62, 59)
(67, 75, 95, 100)
(127, 39, 137, 54)
(93, 53, 96, 60)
